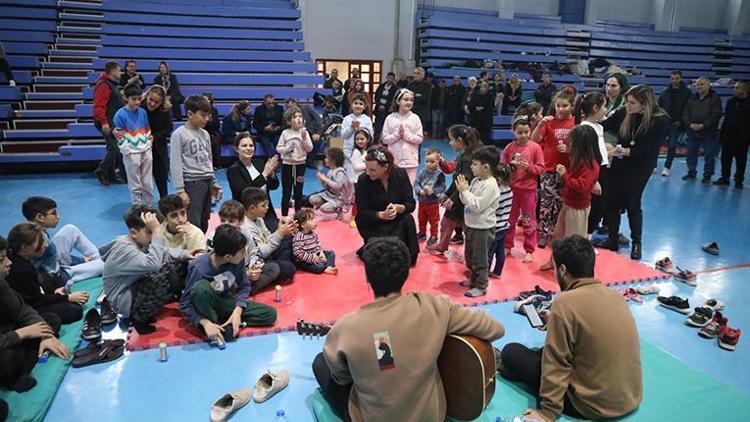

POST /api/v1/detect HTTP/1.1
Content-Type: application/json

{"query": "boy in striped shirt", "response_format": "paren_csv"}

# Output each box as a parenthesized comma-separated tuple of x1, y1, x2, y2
(292, 208, 337, 275)
(112, 83, 153, 206)
(489, 163, 513, 279)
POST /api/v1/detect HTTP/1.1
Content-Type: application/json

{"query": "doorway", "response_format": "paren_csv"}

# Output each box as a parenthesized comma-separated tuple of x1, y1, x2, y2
(315, 59, 383, 104)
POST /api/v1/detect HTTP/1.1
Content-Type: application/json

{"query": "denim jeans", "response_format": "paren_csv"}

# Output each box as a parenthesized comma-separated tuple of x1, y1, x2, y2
(53, 224, 104, 283)
(663, 126, 684, 169)
(686, 136, 719, 177)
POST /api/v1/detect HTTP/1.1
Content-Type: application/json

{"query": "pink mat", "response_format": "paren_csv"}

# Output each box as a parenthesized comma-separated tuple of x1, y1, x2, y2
(127, 216, 667, 350)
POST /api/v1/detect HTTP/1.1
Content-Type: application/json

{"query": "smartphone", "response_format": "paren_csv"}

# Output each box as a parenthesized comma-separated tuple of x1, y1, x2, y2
(523, 304, 544, 328)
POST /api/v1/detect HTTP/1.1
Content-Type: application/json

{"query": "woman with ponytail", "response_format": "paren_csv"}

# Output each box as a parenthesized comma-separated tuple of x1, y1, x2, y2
(140, 85, 172, 198)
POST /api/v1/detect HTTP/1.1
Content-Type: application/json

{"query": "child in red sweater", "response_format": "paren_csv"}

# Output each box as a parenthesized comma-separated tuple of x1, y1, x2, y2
(540, 125, 601, 270)
(501, 116, 545, 263)
(531, 87, 576, 248)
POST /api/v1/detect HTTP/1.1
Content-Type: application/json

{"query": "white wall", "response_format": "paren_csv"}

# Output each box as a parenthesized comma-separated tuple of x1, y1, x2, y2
(514, 0, 558, 16)
(299, 0, 398, 72)
(593, 0, 655, 24)
(674, 0, 729, 30)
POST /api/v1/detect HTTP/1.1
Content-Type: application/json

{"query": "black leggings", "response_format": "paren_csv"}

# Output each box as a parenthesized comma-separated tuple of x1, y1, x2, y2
(152, 138, 169, 198)
(313, 353, 352, 421)
(0, 313, 61, 388)
(500, 343, 585, 419)
(36, 302, 83, 324)
(281, 163, 306, 216)
(587, 165, 609, 234)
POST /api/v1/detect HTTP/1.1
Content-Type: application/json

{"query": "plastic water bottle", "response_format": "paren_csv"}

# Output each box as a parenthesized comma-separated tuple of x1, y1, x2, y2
(275, 409, 288, 421)
(38, 351, 50, 364)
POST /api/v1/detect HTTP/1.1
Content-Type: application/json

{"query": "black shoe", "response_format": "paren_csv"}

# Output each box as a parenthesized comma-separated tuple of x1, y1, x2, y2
(537, 235, 547, 249)
(713, 178, 730, 186)
(630, 242, 642, 260)
(618, 233, 630, 246)
(595, 238, 619, 251)
(132, 319, 156, 335)
(94, 169, 110, 186)
(416, 232, 427, 241)
(81, 309, 102, 341)
(701, 176, 711, 184)
(100, 298, 118, 325)
(682, 172, 697, 181)
(450, 234, 464, 244)
(735, 181, 744, 190)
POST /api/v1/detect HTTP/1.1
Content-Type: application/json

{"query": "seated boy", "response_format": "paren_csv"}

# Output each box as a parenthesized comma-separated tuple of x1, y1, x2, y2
(239, 188, 297, 287)
(214, 200, 281, 293)
(22, 196, 104, 284)
(102, 205, 194, 334)
(0, 235, 70, 395)
(158, 194, 207, 252)
(180, 225, 277, 344)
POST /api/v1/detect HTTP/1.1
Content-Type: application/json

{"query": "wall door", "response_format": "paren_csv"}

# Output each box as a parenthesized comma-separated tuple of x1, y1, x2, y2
(316, 59, 382, 104)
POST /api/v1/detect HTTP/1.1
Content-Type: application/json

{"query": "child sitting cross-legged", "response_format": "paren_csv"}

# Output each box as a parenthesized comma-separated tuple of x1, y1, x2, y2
(102, 205, 197, 334)
(240, 188, 298, 287)
(180, 224, 277, 344)
(292, 208, 337, 275)
(309, 147, 352, 219)
(158, 194, 207, 253)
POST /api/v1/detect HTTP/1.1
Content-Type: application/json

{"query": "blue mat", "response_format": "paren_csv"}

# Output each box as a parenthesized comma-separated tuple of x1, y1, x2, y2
(312, 341, 750, 421)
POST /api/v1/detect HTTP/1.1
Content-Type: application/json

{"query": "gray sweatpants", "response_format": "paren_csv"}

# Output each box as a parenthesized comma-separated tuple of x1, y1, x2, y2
(465, 227, 495, 290)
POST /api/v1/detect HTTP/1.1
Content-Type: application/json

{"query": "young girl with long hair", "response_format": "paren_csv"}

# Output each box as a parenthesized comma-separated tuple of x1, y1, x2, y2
(277, 107, 313, 216)
(531, 87, 576, 248)
(381, 88, 424, 184)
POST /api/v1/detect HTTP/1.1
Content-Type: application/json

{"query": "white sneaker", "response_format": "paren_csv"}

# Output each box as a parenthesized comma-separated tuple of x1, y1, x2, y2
(210, 388, 251, 422)
(661, 167, 671, 177)
(252, 370, 290, 403)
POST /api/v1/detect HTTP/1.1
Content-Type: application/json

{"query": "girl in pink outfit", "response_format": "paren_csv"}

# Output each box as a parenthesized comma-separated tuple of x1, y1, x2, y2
(381, 88, 424, 184)
(501, 116, 545, 263)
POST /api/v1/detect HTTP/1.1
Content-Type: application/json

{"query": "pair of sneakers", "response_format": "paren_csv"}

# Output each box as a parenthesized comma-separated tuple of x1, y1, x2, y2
(81, 298, 118, 341)
(654, 257, 698, 286)
(210, 370, 290, 422)
(698, 311, 741, 351)
(459, 279, 486, 298)
(416, 232, 438, 245)
(684, 298, 724, 327)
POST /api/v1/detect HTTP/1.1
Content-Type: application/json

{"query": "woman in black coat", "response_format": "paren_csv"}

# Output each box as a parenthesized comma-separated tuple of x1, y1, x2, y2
(600, 85, 670, 260)
(226, 132, 281, 232)
(354, 146, 419, 265)
(470, 82, 494, 144)
(153, 61, 184, 120)
(141, 85, 172, 198)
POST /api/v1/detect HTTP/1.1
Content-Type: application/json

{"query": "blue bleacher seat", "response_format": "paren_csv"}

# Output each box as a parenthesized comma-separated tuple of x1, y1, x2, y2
(102, 24, 302, 40)
(0, 6, 56, 20)
(589, 48, 713, 63)
(423, 49, 564, 64)
(91, 59, 315, 74)
(85, 72, 322, 86)
(1, 42, 48, 56)
(419, 17, 567, 38)
(102, 0, 300, 18)
(6, 56, 40, 69)
(0, 18, 57, 32)
(80, 87, 318, 101)
(0, 87, 22, 101)
(0, 31, 54, 43)
(0, 105, 13, 119)
(0, 71, 32, 85)
(590, 40, 713, 54)
(100, 11, 301, 30)
(420, 28, 572, 48)
(96, 46, 309, 62)
(422, 39, 567, 56)
(100, 35, 304, 51)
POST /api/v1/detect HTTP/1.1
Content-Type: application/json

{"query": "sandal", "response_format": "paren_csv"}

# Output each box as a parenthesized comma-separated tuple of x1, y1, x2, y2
(72, 344, 124, 368)
(74, 339, 126, 359)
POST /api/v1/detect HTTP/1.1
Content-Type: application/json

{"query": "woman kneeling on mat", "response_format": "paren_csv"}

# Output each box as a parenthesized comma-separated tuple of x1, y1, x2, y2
(354, 145, 419, 265)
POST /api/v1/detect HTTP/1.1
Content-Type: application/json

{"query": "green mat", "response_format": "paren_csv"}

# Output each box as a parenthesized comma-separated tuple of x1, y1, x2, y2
(311, 341, 750, 421)
(0, 277, 103, 422)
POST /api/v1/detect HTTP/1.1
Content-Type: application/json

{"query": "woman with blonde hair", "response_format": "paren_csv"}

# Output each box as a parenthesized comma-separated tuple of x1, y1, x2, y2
(140, 85, 172, 197)
(502, 73, 523, 115)
(598, 84, 670, 260)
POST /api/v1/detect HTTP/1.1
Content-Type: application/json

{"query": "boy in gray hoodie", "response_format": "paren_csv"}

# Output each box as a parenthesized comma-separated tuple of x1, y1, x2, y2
(102, 205, 199, 334)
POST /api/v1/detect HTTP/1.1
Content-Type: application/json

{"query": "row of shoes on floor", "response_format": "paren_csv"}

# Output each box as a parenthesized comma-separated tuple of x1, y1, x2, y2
(657, 296, 741, 351)
(513, 285, 554, 330)
(74, 297, 124, 368)
(210, 370, 289, 422)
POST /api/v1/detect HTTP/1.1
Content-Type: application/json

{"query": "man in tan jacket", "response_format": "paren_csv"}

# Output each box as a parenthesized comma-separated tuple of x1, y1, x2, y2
(500, 235, 642, 421)
(313, 237, 505, 421)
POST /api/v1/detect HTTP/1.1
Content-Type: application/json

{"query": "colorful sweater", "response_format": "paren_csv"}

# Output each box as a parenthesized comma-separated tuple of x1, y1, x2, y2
(113, 106, 151, 154)
(292, 231, 323, 264)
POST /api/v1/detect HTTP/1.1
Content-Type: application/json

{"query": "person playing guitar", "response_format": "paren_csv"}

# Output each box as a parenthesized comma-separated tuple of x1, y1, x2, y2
(312, 237, 506, 421)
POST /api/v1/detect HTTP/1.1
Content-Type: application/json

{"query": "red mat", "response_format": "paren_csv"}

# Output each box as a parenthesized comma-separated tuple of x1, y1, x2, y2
(126, 215, 668, 351)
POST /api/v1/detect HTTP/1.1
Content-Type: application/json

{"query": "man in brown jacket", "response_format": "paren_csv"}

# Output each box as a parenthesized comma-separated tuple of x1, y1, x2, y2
(313, 237, 505, 421)
(500, 235, 642, 421)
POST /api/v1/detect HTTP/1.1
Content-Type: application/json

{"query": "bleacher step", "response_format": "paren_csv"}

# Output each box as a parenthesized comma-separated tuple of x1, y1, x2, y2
(55, 44, 98, 51)
(35, 84, 88, 93)
(41, 69, 90, 78)
(2, 129, 71, 139)
(25, 92, 84, 100)
(35, 76, 90, 84)
(50, 49, 97, 57)
(42, 62, 94, 69)
(59, 12, 104, 21)
(14, 110, 78, 119)
(57, 26, 101, 34)
(24, 101, 80, 111)
(14, 119, 75, 130)
(56, 36, 101, 44)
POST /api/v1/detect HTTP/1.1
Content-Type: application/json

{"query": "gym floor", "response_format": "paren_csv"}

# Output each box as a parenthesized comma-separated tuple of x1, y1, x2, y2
(1, 140, 748, 421)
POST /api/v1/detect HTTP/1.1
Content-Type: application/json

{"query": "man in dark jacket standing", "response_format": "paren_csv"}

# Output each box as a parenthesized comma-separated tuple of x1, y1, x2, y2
(253, 94, 284, 157)
(446, 75, 465, 127)
(657, 70, 692, 176)
(682, 76, 723, 183)
(534, 72, 557, 115)
(119, 60, 145, 89)
(374, 72, 397, 141)
(408, 67, 433, 136)
(93, 61, 124, 186)
(714, 81, 750, 189)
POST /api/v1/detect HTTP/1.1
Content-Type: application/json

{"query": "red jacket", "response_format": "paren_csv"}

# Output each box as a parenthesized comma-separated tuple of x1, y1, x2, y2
(561, 160, 600, 209)
(93, 72, 118, 126)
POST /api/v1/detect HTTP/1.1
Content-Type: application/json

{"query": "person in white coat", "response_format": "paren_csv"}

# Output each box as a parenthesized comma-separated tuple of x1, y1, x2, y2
(341, 93, 374, 182)
(381, 88, 424, 184)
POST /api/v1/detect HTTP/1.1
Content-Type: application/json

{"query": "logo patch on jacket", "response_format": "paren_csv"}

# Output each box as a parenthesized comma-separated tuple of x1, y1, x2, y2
(210, 271, 236, 294)
(373, 331, 395, 371)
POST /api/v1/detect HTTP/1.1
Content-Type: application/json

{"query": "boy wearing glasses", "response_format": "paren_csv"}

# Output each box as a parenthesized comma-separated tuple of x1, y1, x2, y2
(21, 196, 104, 284)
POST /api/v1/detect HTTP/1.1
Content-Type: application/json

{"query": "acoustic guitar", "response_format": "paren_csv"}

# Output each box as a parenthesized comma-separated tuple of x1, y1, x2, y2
(296, 320, 497, 421)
